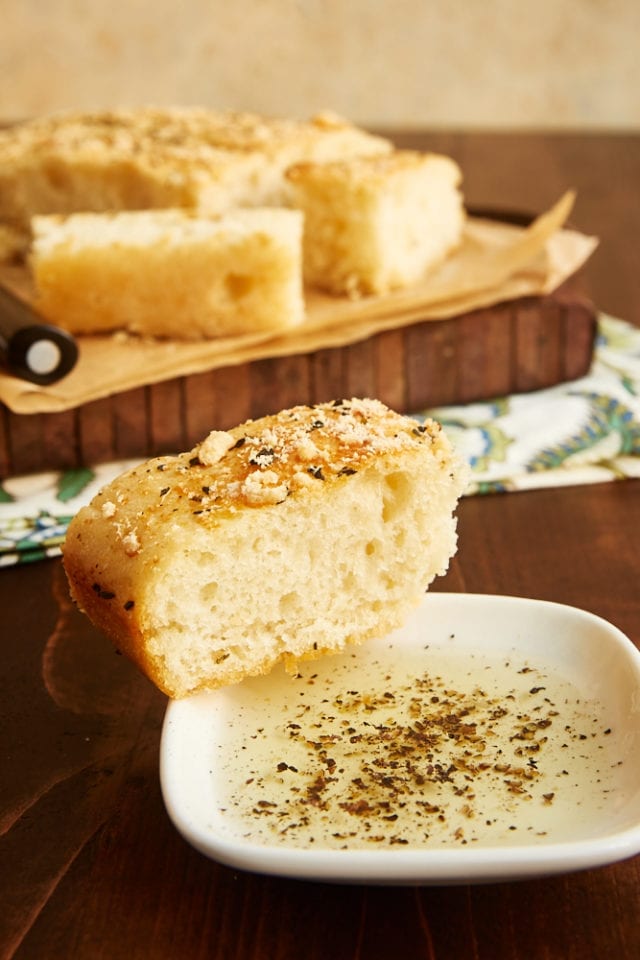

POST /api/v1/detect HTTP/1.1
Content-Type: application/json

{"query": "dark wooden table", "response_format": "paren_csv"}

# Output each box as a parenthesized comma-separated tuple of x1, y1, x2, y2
(1, 131, 639, 960)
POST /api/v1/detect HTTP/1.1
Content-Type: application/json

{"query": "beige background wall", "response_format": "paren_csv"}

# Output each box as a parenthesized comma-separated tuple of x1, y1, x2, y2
(2, 0, 639, 128)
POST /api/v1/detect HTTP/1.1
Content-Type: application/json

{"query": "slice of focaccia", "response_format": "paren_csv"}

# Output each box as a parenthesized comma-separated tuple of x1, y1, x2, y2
(30, 207, 304, 338)
(286, 150, 465, 296)
(63, 398, 467, 698)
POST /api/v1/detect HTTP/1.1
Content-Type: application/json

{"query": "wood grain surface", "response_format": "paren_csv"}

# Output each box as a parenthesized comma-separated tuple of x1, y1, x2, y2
(0, 282, 597, 479)
(1, 131, 639, 960)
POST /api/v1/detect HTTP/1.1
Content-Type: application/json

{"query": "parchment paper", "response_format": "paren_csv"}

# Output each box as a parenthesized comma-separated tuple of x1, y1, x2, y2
(0, 192, 597, 414)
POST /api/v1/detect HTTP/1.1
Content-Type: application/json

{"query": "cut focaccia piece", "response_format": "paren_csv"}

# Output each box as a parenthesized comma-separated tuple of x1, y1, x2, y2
(30, 207, 304, 338)
(286, 150, 465, 296)
(63, 398, 468, 698)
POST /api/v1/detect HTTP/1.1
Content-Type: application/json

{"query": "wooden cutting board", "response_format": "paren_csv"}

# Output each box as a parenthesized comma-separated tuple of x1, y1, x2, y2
(0, 276, 596, 478)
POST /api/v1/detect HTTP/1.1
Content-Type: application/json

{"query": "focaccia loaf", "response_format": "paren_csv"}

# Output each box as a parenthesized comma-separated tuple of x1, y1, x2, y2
(63, 398, 467, 698)
(0, 107, 392, 229)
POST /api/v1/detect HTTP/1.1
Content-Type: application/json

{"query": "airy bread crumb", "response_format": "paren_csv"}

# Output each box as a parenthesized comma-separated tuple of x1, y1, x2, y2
(63, 398, 468, 698)
(30, 207, 305, 338)
(286, 150, 465, 296)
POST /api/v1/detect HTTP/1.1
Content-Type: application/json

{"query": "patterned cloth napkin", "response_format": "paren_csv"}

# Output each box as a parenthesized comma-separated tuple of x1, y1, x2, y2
(1, 313, 638, 567)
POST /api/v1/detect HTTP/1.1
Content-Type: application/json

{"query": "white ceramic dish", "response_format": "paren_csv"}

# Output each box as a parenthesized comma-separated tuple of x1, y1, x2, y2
(160, 593, 640, 884)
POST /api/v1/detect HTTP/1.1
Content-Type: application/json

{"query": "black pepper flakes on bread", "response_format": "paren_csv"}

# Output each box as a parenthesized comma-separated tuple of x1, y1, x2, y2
(63, 398, 468, 698)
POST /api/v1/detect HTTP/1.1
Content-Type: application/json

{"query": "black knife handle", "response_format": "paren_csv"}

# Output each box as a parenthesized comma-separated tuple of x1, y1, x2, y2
(0, 285, 78, 385)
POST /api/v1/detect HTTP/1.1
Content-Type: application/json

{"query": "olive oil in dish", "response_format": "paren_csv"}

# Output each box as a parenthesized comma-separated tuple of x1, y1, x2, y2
(212, 641, 620, 850)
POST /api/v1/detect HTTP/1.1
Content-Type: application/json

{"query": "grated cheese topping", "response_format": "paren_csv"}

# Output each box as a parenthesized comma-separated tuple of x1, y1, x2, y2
(175, 397, 449, 510)
(93, 398, 455, 551)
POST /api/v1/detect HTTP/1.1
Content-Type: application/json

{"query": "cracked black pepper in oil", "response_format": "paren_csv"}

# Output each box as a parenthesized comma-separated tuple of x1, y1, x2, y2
(212, 642, 621, 850)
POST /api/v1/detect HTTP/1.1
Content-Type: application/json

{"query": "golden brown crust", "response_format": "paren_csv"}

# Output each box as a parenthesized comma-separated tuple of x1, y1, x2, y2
(78, 397, 449, 528)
